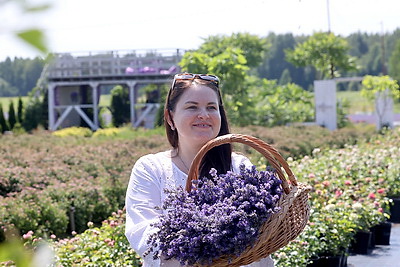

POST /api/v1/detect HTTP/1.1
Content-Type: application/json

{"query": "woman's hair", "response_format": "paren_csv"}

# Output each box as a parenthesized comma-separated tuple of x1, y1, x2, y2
(164, 78, 232, 178)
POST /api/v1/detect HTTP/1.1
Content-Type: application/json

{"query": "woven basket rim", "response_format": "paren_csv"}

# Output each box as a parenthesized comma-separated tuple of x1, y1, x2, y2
(186, 133, 296, 194)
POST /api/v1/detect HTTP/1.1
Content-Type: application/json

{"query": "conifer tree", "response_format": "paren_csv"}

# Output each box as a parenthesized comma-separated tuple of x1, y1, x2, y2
(110, 85, 130, 127)
(17, 96, 24, 123)
(0, 103, 9, 133)
(22, 98, 41, 132)
(8, 101, 17, 130)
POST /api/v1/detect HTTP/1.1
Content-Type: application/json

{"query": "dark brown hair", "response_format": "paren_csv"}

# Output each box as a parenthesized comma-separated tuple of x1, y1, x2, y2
(164, 78, 232, 178)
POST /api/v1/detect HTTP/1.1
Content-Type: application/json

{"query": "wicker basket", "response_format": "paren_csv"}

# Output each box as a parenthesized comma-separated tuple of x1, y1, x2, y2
(186, 134, 312, 267)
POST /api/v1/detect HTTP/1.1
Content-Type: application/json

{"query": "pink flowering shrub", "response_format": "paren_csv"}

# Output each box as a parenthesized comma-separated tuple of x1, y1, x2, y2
(1, 188, 68, 237)
(273, 128, 400, 265)
(0, 129, 170, 241)
(52, 209, 142, 266)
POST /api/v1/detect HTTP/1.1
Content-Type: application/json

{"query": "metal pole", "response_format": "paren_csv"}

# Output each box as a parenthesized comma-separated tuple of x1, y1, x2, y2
(69, 205, 76, 233)
(327, 0, 331, 33)
(381, 22, 387, 75)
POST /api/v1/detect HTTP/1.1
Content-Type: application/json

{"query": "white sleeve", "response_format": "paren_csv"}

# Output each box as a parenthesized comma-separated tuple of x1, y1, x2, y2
(125, 156, 163, 260)
(232, 153, 253, 172)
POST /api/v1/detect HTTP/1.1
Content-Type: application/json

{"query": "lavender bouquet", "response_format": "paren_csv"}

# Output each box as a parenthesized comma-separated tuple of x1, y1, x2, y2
(146, 164, 283, 266)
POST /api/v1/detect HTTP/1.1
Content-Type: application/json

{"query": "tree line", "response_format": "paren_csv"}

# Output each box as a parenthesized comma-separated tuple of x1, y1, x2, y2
(258, 29, 400, 91)
(0, 29, 399, 98)
(1, 30, 400, 132)
(0, 57, 45, 97)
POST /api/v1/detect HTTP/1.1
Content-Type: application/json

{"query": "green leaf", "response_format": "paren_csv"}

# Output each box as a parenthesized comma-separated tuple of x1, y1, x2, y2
(0, 237, 32, 267)
(24, 4, 51, 12)
(16, 29, 48, 54)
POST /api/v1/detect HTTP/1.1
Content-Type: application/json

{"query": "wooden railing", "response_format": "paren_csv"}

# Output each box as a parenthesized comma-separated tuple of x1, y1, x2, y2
(45, 49, 184, 78)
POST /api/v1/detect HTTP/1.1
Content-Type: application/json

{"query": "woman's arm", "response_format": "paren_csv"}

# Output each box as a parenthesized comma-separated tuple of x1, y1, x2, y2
(125, 156, 162, 258)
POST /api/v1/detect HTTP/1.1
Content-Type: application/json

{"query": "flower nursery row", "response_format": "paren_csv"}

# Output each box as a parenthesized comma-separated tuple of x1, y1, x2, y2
(270, 128, 400, 266)
(0, 124, 375, 242)
(0, 129, 171, 241)
(9, 127, 397, 267)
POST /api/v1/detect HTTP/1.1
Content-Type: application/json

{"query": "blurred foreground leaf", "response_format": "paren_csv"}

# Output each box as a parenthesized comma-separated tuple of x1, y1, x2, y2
(17, 28, 47, 54)
(23, 3, 51, 12)
(0, 229, 32, 267)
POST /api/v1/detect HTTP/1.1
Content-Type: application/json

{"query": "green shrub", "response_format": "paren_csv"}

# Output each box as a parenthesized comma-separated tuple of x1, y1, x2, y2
(11, 122, 25, 135)
(110, 85, 130, 127)
(234, 124, 376, 160)
(53, 210, 142, 266)
(0, 189, 69, 239)
(252, 82, 315, 127)
(44, 180, 125, 234)
(22, 90, 48, 132)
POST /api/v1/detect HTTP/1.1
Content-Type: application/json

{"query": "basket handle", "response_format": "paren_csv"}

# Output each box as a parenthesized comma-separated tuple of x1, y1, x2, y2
(186, 134, 296, 194)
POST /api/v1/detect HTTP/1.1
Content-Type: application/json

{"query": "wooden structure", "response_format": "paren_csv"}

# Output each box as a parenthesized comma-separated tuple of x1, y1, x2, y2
(44, 49, 183, 131)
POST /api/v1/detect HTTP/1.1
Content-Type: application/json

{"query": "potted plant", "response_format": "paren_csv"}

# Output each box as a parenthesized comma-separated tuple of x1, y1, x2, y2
(387, 178, 400, 223)
(372, 220, 392, 245)
(305, 203, 356, 267)
(349, 199, 388, 254)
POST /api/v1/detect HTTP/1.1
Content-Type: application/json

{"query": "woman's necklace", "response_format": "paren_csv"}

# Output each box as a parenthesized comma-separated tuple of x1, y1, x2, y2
(178, 154, 190, 173)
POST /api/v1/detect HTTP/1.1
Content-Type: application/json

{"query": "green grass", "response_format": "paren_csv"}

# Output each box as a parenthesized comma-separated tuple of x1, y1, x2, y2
(337, 91, 400, 113)
(337, 91, 375, 113)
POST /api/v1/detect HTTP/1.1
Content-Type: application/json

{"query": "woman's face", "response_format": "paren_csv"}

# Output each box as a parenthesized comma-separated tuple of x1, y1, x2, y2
(169, 84, 221, 150)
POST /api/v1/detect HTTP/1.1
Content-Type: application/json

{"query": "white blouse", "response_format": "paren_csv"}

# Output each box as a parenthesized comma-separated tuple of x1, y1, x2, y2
(125, 151, 274, 267)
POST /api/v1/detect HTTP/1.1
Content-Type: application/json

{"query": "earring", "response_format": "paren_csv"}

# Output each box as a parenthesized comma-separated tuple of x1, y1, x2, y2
(171, 125, 175, 131)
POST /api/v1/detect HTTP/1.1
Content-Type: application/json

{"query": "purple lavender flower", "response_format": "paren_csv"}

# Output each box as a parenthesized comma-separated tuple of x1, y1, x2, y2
(146, 164, 283, 266)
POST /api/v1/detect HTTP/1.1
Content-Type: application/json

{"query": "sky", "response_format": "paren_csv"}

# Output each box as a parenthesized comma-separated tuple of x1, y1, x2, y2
(1, 0, 399, 61)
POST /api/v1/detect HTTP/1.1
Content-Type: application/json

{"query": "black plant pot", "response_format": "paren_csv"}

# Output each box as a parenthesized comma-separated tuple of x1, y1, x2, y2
(340, 254, 348, 267)
(307, 254, 342, 267)
(373, 221, 392, 245)
(389, 198, 400, 223)
(369, 226, 376, 249)
(350, 231, 372, 255)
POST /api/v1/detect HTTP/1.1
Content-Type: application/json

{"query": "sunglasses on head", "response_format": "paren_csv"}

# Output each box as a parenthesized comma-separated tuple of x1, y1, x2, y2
(172, 73, 220, 87)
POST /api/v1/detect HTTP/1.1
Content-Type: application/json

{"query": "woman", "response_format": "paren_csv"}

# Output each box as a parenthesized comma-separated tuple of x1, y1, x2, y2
(125, 73, 274, 267)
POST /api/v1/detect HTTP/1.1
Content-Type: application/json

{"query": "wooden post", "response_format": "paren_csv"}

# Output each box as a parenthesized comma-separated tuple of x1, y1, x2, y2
(128, 81, 137, 128)
(90, 82, 99, 130)
(48, 84, 56, 131)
